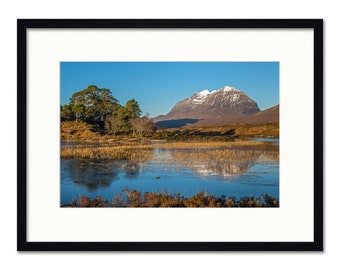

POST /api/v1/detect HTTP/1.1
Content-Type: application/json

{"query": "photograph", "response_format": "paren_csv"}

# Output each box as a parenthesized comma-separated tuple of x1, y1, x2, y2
(60, 62, 280, 208)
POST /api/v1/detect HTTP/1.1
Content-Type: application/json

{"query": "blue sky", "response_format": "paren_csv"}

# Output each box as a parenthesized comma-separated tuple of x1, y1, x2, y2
(60, 62, 279, 117)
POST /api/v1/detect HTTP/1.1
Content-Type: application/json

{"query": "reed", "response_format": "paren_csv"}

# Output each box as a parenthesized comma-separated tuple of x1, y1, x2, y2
(61, 140, 279, 166)
(61, 140, 277, 156)
(62, 190, 279, 208)
(61, 146, 153, 161)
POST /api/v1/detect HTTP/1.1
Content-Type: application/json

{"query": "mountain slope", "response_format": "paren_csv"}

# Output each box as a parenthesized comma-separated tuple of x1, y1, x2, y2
(190, 104, 279, 127)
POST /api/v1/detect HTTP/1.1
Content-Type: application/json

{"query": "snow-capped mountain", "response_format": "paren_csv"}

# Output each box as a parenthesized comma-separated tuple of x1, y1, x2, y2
(155, 86, 260, 121)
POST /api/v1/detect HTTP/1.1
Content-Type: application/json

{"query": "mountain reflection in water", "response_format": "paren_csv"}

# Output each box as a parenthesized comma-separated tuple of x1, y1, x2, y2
(192, 160, 256, 177)
(155, 147, 278, 177)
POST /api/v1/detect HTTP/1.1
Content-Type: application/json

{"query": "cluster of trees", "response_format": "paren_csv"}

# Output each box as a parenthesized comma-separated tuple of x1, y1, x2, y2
(60, 85, 155, 136)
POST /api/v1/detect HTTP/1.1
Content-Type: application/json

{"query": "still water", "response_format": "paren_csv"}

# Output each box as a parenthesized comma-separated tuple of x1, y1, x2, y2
(60, 144, 279, 204)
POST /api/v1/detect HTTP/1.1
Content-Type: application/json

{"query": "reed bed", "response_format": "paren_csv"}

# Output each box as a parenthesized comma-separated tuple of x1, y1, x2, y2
(61, 139, 275, 150)
(149, 140, 268, 149)
(61, 190, 279, 208)
(61, 140, 279, 164)
(152, 148, 279, 172)
(171, 148, 279, 163)
(61, 146, 153, 161)
(61, 139, 269, 148)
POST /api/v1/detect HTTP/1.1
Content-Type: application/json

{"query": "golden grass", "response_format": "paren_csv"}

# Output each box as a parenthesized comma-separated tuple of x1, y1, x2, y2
(61, 147, 153, 161)
(170, 148, 279, 163)
(60, 121, 103, 141)
(149, 140, 264, 148)
(61, 140, 279, 162)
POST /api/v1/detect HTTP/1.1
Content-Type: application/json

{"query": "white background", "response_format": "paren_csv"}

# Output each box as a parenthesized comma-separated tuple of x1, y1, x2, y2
(27, 29, 313, 242)
(0, 0, 337, 269)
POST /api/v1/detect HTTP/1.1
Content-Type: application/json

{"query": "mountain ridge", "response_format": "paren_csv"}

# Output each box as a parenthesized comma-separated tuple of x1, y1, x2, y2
(155, 86, 260, 122)
(153, 86, 279, 129)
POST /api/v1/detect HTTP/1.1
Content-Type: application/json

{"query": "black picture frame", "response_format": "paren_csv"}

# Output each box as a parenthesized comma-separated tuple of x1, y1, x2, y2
(17, 19, 323, 251)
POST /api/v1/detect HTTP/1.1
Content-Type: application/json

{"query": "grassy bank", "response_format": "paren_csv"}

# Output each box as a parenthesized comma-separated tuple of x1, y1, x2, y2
(168, 123, 280, 139)
(61, 189, 279, 208)
(60, 121, 279, 143)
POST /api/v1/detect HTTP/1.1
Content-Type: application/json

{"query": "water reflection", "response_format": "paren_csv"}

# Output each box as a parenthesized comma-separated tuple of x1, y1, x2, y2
(61, 144, 279, 202)
(121, 162, 143, 178)
(193, 160, 256, 177)
(62, 159, 144, 190)
(155, 147, 278, 177)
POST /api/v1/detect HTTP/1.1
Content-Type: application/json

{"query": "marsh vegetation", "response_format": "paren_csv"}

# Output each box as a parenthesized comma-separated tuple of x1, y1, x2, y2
(62, 190, 279, 208)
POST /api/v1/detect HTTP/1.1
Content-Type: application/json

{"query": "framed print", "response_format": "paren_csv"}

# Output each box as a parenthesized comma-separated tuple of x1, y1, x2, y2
(17, 19, 323, 251)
